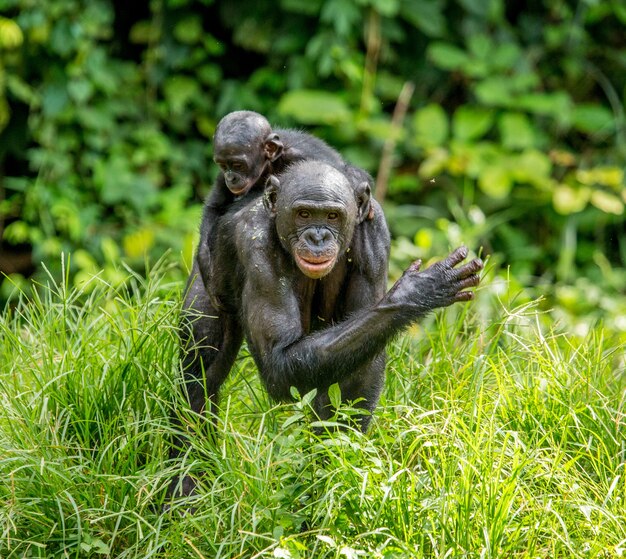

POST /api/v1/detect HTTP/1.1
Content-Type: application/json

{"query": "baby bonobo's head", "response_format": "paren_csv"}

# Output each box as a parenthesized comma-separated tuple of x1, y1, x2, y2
(213, 110, 283, 196)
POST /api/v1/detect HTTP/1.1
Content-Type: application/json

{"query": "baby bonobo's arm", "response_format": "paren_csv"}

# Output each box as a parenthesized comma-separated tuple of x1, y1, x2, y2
(196, 176, 234, 309)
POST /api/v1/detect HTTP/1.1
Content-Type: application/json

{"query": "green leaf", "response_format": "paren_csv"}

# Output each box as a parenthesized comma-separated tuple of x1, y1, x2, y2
(320, 0, 362, 36)
(278, 90, 351, 125)
(427, 42, 469, 70)
(163, 76, 200, 113)
(452, 106, 494, 141)
(478, 166, 512, 198)
(490, 42, 521, 71)
(67, 79, 94, 104)
(413, 104, 449, 147)
(516, 91, 572, 120)
(468, 33, 492, 60)
(301, 388, 318, 406)
(498, 112, 536, 149)
(590, 190, 624, 215)
(576, 166, 624, 188)
(474, 77, 514, 106)
(281, 0, 324, 15)
(42, 83, 69, 117)
(328, 383, 342, 410)
(130, 20, 161, 44)
(511, 150, 552, 185)
(400, 0, 446, 38)
(553, 184, 590, 215)
(371, 0, 400, 17)
(572, 104, 615, 135)
(174, 16, 203, 44)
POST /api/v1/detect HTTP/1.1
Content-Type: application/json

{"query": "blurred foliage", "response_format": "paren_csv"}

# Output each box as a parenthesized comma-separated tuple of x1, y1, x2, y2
(0, 0, 625, 319)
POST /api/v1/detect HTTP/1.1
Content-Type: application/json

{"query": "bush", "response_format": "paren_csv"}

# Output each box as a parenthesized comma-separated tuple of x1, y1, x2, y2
(0, 0, 624, 303)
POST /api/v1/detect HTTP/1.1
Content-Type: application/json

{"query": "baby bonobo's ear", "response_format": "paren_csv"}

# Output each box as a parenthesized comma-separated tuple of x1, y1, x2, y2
(354, 181, 373, 223)
(264, 133, 284, 162)
(263, 175, 280, 215)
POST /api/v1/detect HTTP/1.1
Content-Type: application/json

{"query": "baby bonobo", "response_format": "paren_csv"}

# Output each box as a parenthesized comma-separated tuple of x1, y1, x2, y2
(196, 110, 374, 309)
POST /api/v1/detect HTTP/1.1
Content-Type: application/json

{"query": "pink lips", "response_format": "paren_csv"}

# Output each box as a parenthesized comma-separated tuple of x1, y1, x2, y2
(295, 254, 336, 278)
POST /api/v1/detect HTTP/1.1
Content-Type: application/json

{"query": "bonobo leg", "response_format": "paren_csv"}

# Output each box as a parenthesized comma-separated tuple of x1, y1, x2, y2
(176, 260, 243, 433)
(313, 351, 386, 433)
(169, 260, 242, 496)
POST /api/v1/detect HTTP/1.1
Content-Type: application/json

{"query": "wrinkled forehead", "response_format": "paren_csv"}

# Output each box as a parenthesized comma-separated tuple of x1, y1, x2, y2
(281, 172, 355, 208)
(214, 140, 254, 157)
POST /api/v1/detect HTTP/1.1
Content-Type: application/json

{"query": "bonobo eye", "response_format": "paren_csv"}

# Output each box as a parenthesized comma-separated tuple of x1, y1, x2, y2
(327, 212, 339, 221)
(297, 210, 311, 219)
(231, 162, 245, 172)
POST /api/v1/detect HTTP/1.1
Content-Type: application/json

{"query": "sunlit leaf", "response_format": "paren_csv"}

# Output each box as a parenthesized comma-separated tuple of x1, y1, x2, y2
(572, 104, 615, 135)
(413, 104, 449, 147)
(478, 166, 512, 198)
(474, 77, 514, 106)
(427, 42, 469, 70)
(590, 190, 624, 215)
(123, 228, 156, 259)
(328, 383, 342, 410)
(498, 112, 536, 149)
(452, 106, 494, 141)
(553, 184, 590, 215)
(511, 150, 552, 186)
(163, 76, 200, 113)
(173, 16, 203, 44)
(278, 90, 351, 125)
(418, 147, 449, 178)
(516, 91, 572, 119)
(400, 0, 446, 37)
(576, 166, 624, 188)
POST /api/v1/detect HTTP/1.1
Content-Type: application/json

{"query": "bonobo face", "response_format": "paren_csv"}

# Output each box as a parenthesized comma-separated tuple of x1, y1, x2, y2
(214, 142, 266, 196)
(213, 111, 276, 196)
(265, 161, 358, 280)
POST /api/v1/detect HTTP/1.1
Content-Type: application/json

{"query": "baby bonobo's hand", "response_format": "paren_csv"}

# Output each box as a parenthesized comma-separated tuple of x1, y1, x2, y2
(388, 246, 483, 314)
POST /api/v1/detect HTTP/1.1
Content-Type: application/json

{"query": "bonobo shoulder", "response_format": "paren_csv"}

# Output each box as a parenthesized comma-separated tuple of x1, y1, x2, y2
(273, 128, 344, 167)
(227, 196, 275, 262)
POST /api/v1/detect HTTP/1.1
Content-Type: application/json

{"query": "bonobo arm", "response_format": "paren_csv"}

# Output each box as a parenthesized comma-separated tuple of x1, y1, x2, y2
(196, 176, 234, 304)
(243, 245, 482, 401)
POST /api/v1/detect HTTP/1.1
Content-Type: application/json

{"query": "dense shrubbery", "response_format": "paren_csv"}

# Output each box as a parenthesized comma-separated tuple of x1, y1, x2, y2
(1, 0, 625, 312)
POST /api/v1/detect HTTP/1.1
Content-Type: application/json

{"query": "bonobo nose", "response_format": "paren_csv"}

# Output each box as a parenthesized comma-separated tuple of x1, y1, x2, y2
(226, 172, 239, 185)
(303, 228, 332, 246)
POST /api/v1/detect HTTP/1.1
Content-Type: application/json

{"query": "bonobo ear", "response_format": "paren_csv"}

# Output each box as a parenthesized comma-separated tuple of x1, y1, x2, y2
(355, 182, 372, 223)
(264, 133, 284, 162)
(263, 175, 280, 215)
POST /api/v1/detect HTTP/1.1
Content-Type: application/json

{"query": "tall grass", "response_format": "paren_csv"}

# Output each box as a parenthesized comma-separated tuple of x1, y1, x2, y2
(1, 264, 625, 558)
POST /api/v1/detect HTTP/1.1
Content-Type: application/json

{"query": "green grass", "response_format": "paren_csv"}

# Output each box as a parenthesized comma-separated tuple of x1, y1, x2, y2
(1, 263, 625, 558)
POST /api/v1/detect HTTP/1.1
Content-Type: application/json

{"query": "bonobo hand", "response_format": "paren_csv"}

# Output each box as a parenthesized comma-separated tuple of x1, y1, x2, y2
(387, 246, 483, 314)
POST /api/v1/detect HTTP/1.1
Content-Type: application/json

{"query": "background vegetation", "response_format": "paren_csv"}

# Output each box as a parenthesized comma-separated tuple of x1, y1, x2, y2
(1, 0, 625, 315)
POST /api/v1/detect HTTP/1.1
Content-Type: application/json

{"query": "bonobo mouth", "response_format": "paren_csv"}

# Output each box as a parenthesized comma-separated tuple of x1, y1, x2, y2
(295, 254, 337, 279)
(227, 184, 251, 196)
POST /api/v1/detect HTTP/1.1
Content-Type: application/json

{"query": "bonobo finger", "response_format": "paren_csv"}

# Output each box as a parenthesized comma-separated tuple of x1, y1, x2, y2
(457, 274, 480, 290)
(458, 258, 484, 278)
(463, 258, 484, 274)
(454, 290, 475, 302)
(445, 246, 469, 268)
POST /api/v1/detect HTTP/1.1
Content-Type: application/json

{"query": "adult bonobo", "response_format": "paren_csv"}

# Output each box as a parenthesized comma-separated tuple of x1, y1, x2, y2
(197, 110, 373, 308)
(179, 160, 483, 444)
